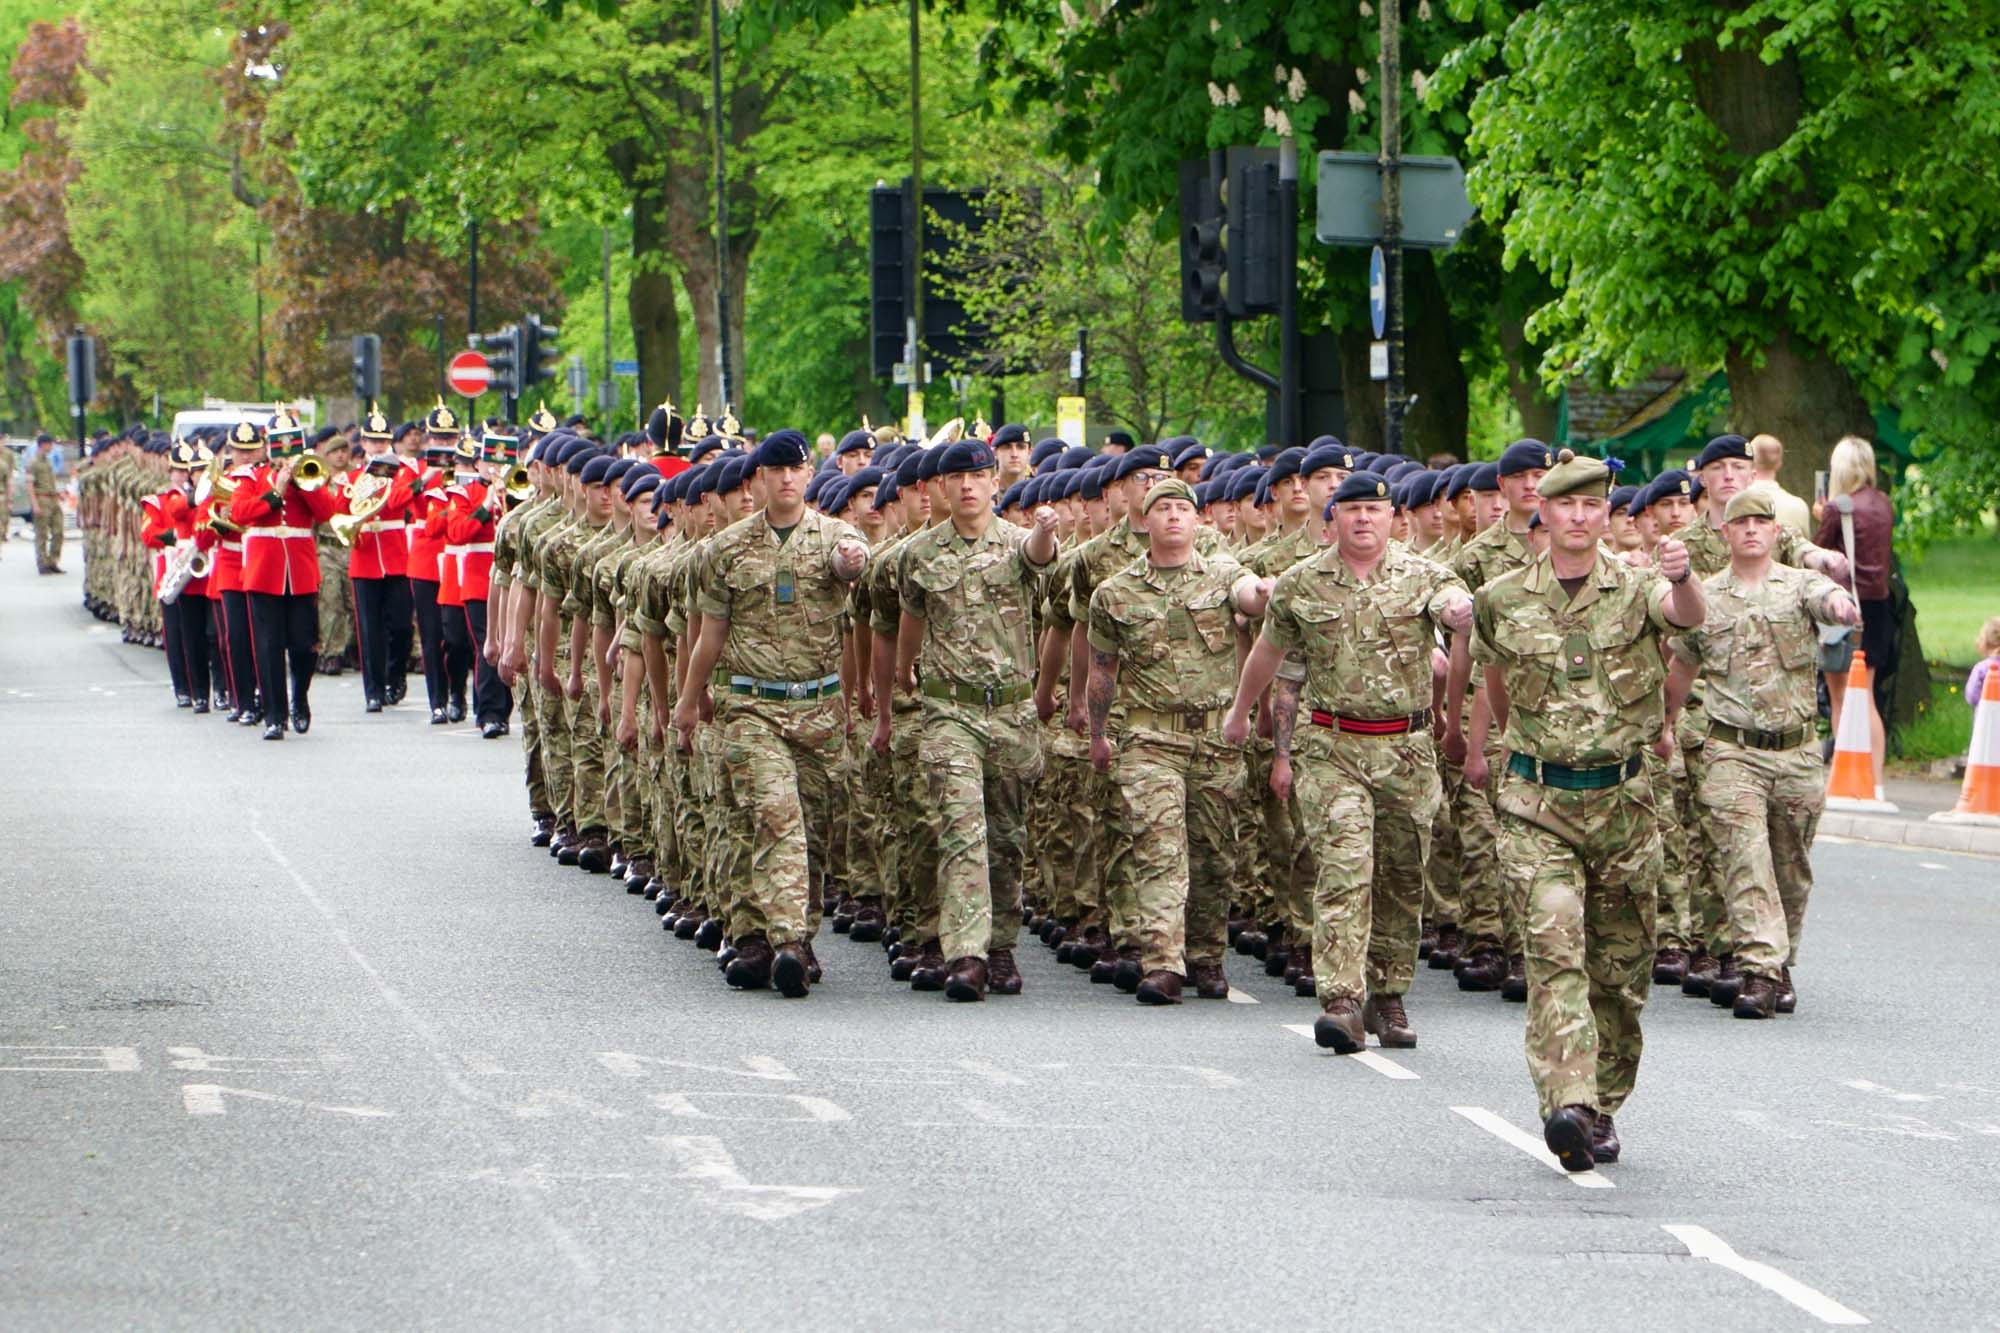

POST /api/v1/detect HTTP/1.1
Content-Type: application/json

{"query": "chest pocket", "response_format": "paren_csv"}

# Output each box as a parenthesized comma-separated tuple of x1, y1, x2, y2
(1114, 603, 1173, 663)
(1383, 610, 1432, 666)
(1187, 588, 1234, 655)
(1758, 605, 1817, 672)
(1493, 615, 1562, 712)
(1291, 598, 1344, 663)
(1593, 600, 1663, 706)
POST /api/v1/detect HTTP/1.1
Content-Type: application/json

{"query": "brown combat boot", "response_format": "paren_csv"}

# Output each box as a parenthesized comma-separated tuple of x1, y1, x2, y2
(986, 948, 1023, 995)
(724, 935, 774, 990)
(1501, 953, 1528, 1002)
(1733, 973, 1778, 1019)
(1418, 922, 1438, 958)
(1776, 965, 1797, 1014)
(1313, 998, 1366, 1053)
(1456, 948, 1507, 992)
(1652, 947, 1689, 984)
(1135, 970, 1183, 1005)
(1429, 924, 1462, 969)
(1681, 948, 1718, 997)
(1362, 993, 1417, 1049)
(1590, 1112, 1621, 1165)
(909, 942, 948, 992)
(1189, 961, 1230, 999)
(1709, 954, 1743, 1008)
(944, 956, 988, 1002)
(772, 942, 812, 997)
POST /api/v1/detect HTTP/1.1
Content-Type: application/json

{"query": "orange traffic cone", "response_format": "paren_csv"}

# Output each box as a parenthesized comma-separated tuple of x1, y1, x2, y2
(1932, 661, 2000, 827)
(1825, 650, 1898, 813)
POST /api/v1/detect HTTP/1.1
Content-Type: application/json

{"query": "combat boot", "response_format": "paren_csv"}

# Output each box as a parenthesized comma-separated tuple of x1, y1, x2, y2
(803, 941, 823, 984)
(1543, 1104, 1597, 1173)
(1234, 927, 1267, 959)
(1313, 998, 1366, 1053)
(1282, 941, 1310, 986)
(1112, 947, 1144, 993)
(1429, 924, 1462, 970)
(554, 828, 581, 864)
(1135, 970, 1183, 1005)
(671, 912, 701, 939)
(1681, 948, 1718, 997)
(944, 956, 988, 1002)
(530, 815, 555, 848)
(849, 903, 885, 944)
(1362, 994, 1417, 1049)
(1262, 927, 1292, 978)
(1189, 961, 1230, 999)
(1455, 948, 1507, 992)
(724, 936, 774, 990)
(1733, 973, 1778, 1019)
(693, 917, 725, 951)
(1073, 926, 1108, 971)
(625, 856, 653, 894)
(1088, 941, 1120, 984)
(1652, 947, 1689, 985)
(608, 845, 628, 879)
(773, 943, 813, 998)
(1708, 954, 1743, 1008)
(986, 948, 1023, 996)
(1293, 964, 1317, 998)
(909, 943, 948, 992)
(1418, 923, 1437, 959)
(889, 949, 921, 982)
(831, 896, 857, 934)
(1776, 965, 1797, 1014)
(575, 832, 611, 874)
(1501, 953, 1528, 1003)
(1590, 1112, 1620, 1165)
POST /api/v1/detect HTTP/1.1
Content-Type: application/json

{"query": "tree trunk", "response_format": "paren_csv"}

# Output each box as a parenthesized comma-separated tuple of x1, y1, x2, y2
(1724, 330, 1873, 497)
(628, 192, 681, 417)
(1499, 315, 1560, 443)
(1335, 250, 1465, 460)
(679, 263, 721, 415)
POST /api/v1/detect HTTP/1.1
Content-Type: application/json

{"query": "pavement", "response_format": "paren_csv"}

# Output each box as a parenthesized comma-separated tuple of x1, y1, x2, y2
(4, 543, 1998, 1330)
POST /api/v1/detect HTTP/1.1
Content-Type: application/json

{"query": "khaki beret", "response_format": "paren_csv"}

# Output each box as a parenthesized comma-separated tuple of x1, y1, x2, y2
(1140, 477, 1197, 514)
(1536, 448, 1611, 500)
(1723, 488, 1777, 523)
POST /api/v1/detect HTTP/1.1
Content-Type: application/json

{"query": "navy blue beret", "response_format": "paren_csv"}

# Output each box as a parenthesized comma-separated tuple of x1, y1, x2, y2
(998, 481, 1027, 510)
(1694, 434, 1750, 469)
(1608, 484, 1640, 513)
(754, 429, 812, 470)
(820, 477, 853, 516)
(565, 449, 602, 477)
(893, 450, 926, 490)
(1227, 467, 1263, 503)
(1031, 438, 1066, 471)
(714, 456, 750, 496)
(1078, 461, 1111, 501)
(990, 423, 1030, 450)
(579, 455, 616, 486)
(1171, 441, 1209, 470)
(686, 434, 729, 463)
(1104, 429, 1136, 449)
(1113, 445, 1175, 480)
(847, 466, 887, 496)
(604, 458, 638, 488)
(1469, 462, 1502, 492)
(1301, 443, 1356, 477)
(1266, 446, 1308, 485)
(936, 438, 998, 476)
(1647, 469, 1695, 505)
(1058, 445, 1096, 471)
(1333, 470, 1395, 505)
(873, 474, 900, 510)
(1253, 474, 1275, 506)
(836, 429, 874, 456)
(1498, 438, 1556, 476)
(1197, 452, 1231, 482)
(624, 471, 661, 501)
(915, 447, 946, 482)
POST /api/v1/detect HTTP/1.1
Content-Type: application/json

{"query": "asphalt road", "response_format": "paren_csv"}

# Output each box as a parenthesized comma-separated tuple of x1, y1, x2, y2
(3, 543, 1996, 1330)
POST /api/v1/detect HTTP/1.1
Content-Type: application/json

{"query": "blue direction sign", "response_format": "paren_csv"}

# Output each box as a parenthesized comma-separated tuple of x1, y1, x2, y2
(1369, 245, 1386, 340)
(612, 359, 639, 376)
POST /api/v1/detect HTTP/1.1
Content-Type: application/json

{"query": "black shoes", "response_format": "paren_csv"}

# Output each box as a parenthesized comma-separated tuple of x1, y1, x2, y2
(480, 720, 505, 739)
(261, 723, 284, 741)
(1590, 1112, 1620, 1165)
(773, 943, 813, 998)
(365, 696, 383, 713)
(447, 696, 466, 722)
(291, 706, 310, 735)
(430, 708, 449, 725)
(191, 698, 208, 715)
(1544, 1105, 1596, 1173)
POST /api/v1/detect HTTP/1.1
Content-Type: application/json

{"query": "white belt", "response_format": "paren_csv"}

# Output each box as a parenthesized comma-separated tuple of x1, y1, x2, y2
(361, 519, 406, 533)
(447, 542, 496, 556)
(220, 541, 244, 553)
(244, 526, 315, 539)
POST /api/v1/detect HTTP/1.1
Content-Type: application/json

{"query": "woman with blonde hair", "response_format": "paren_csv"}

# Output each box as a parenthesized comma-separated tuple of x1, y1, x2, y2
(1814, 435, 1895, 792)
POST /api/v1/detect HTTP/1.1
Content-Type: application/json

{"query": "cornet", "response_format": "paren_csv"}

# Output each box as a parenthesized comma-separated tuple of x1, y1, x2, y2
(292, 453, 328, 490)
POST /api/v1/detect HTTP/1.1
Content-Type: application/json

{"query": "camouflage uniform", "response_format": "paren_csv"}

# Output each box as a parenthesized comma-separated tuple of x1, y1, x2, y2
(28, 449, 62, 571)
(526, 503, 590, 833)
(901, 518, 1051, 964)
(1670, 563, 1845, 984)
(869, 525, 944, 949)
(1263, 543, 1463, 1006)
(1473, 549, 1672, 1119)
(697, 508, 858, 948)
(491, 492, 555, 822)
(1087, 550, 1248, 981)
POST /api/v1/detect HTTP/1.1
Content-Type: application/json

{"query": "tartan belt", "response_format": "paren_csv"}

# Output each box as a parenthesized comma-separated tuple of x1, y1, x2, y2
(1124, 706, 1216, 734)
(1709, 721, 1809, 752)
(727, 672, 841, 701)
(1507, 751, 1645, 790)
(920, 679, 1033, 708)
(1309, 709, 1429, 736)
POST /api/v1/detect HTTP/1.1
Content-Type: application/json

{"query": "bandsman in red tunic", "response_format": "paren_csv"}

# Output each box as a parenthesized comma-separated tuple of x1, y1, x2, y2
(447, 425, 514, 737)
(409, 402, 471, 725)
(209, 420, 264, 725)
(342, 407, 418, 713)
(229, 406, 337, 740)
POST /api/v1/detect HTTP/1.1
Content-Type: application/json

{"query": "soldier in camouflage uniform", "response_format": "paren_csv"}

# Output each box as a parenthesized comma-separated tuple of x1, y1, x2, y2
(1467, 449, 1706, 1173)
(677, 429, 868, 998)
(492, 432, 561, 844)
(1664, 488, 1859, 1020)
(27, 434, 65, 574)
(1086, 478, 1269, 1004)
(1231, 471, 1472, 1050)
(526, 442, 603, 857)
(886, 435, 1060, 1001)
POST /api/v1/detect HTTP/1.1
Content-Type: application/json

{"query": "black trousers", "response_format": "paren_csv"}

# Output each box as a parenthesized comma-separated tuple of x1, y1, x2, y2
(352, 575, 412, 705)
(461, 599, 513, 725)
(412, 578, 464, 711)
(248, 590, 318, 726)
(160, 594, 191, 700)
(220, 588, 257, 713)
(176, 592, 214, 703)
(441, 597, 476, 707)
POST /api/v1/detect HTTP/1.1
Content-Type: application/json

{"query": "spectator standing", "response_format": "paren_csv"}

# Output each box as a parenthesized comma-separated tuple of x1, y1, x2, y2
(1748, 434, 1814, 540)
(1814, 435, 1895, 790)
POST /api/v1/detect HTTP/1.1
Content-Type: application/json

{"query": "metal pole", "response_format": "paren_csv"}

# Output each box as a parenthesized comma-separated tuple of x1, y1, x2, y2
(708, 0, 735, 409)
(602, 226, 613, 420)
(1379, 0, 1405, 455)
(468, 220, 479, 336)
(1278, 137, 1300, 446)
(253, 230, 266, 401)
(907, 0, 923, 407)
(435, 313, 446, 400)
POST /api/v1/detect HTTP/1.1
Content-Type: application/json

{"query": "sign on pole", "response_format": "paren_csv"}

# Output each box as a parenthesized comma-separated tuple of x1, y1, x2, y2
(1368, 246, 1388, 340)
(1056, 395, 1086, 448)
(446, 350, 492, 398)
(1316, 152, 1473, 249)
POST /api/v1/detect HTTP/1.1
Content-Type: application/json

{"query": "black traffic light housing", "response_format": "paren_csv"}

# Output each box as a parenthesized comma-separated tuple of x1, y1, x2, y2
(475, 325, 522, 399)
(868, 183, 1002, 380)
(1225, 146, 1282, 317)
(523, 314, 561, 390)
(351, 334, 381, 404)
(1178, 159, 1224, 322)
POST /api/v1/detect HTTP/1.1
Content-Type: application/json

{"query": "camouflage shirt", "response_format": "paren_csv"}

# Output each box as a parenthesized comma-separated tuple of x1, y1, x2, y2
(517, 501, 576, 595)
(1675, 514, 1823, 579)
(1669, 563, 1847, 732)
(899, 517, 1049, 686)
(697, 508, 858, 682)
(1065, 515, 1224, 626)
(491, 493, 551, 591)
(1452, 519, 1536, 594)
(1087, 551, 1245, 717)
(565, 521, 626, 627)
(1472, 549, 1675, 767)
(1262, 543, 1467, 717)
(1242, 522, 1324, 579)
(536, 514, 602, 624)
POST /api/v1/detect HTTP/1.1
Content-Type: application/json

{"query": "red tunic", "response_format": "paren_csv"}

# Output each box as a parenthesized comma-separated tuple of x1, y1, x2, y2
(425, 496, 461, 607)
(202, 467, 258, 595)
(341, 467, 417, 580)
(443, 478, 497, 603)
(407, 468, 451, 584)
(230, 463, 337, 595)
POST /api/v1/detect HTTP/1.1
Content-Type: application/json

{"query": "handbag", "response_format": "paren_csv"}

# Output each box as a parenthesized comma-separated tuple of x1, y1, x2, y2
(1817, 495, 1858, 674)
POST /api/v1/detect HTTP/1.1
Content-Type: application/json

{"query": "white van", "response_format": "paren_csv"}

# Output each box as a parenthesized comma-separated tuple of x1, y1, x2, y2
(170, 398, 318, 443)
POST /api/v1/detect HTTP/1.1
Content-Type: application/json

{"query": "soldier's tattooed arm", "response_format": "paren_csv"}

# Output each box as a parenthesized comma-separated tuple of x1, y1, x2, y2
(1270, 675, 1301, 760)
(1086, 649, 1119, 740)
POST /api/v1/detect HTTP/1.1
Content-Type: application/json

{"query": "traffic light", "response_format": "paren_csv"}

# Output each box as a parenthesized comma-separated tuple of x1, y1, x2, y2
(523, 314, 561, 391)
(475, 325, 522, 398)
(351, 334, 381, 404)
(1225, 146, 1282, 317)
(868, 183, 1001, 379)
(1178, 159, 1224, 322)
(66, 329, 96, 408)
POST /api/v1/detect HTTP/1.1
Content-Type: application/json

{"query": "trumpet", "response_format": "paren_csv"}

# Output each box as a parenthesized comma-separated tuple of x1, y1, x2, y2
(292, 452, 328, 490)
(328, 472, 390, 547)
(505, 464, 533, 503)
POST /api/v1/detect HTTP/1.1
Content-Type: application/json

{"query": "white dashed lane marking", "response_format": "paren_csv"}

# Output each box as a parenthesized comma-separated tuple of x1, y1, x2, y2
(1663, 1224, 1869, 1325)
(1281, 1023, 1419, 1079)
(1449, 1105, 1614, 1189)
(1223, 987, 1259, 1004)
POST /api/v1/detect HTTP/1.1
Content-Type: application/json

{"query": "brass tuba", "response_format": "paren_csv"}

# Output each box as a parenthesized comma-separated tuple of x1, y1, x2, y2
(328, 472, 389, 547)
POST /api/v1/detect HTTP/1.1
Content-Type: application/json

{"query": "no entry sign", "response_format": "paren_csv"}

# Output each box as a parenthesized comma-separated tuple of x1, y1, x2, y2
(447, 351, 492, 398)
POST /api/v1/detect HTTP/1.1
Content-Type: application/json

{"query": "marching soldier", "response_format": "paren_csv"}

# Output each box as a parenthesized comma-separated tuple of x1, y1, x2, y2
(342, 409, 418, 713)
(1467, 448, 1705, 1172)
(411, 404, 471, 724)
(311, 427, 354, 674)
(451, 425, 516, 737)
(27, 433, 64, 574)
(229, 407, 338, 739)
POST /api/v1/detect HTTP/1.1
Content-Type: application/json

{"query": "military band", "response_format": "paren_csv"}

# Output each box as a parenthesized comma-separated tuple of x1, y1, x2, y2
(76, 407, 1873, 1175)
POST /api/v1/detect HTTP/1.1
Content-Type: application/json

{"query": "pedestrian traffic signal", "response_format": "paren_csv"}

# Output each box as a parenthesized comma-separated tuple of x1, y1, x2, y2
(351, 334, 381, 404)
(66, 330, 96, 408)
(1225, 146, 1282, 317)
(475, 326, 523, 399)
(523, 314, 561, 391)
(1178, 160, 1224, 322)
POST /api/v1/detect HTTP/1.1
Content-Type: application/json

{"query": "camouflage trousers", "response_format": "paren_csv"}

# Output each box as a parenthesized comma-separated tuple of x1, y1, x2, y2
(1293, 728, 1441, 1005)
(887, 700, 942, 944)
(1494, 767, 1661, 1119)
(317, 552, 350, 663)
(33, 505, 61, 569)
(1425, 747, 1462, 930)
(1453, 736, 1517, 956)
(1041, 740, 1099, 927)
(717, 695, 841, 947)
(1680, 739, 1730, 952)
(537, 645, 576, 829)
(920, 696, 1042, 963)
(1699, 737, 1823, 980)
(519, 672, 552, 819)
(1651, 745, 1694, 952)
(1108, 729, 1246, 978)
(839, 727, 887, 907)
(572, 678, 608, 836)
(1247, 743, 1314, 940)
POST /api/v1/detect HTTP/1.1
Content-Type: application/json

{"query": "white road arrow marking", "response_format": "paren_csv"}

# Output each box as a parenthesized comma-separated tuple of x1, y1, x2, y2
(651, 1135, 857, 1222)
(181, 1084, 392, 1118)
(1450, 1105, 1613, 1189)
